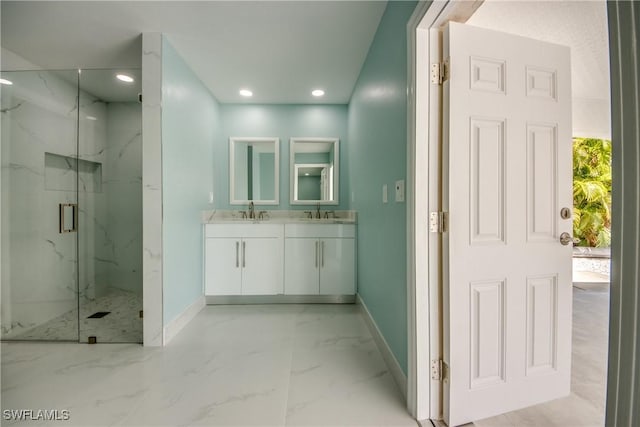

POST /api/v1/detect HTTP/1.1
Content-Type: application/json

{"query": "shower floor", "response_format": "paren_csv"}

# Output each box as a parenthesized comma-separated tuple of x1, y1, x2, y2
(9, 287, 142, 343)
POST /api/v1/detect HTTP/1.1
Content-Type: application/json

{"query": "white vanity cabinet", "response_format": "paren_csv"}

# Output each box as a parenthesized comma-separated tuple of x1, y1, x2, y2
(205, 224, 284, 295)
(284, 224, 356, 295)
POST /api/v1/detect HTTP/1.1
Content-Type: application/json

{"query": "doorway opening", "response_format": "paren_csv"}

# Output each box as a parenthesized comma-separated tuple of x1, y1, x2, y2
(409, 0, 612, 425)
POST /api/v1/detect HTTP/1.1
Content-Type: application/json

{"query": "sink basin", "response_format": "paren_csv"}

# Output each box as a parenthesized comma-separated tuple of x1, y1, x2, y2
(293, 218, 354, 224)
(202, 209, 356, 224)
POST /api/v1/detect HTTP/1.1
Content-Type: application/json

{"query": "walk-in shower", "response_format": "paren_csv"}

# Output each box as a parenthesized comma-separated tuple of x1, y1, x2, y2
(1, 68, 142, 343)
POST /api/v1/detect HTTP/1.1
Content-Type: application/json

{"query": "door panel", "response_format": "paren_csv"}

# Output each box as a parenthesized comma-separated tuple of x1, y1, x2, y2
(443, 22, 573, 426)
(469, 117, 506, 244)
(1, 70, 80, 341)
(527, 124, 558, 242)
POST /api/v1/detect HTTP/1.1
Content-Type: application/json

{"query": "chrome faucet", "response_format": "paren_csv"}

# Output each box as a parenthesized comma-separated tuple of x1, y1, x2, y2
(316, 203, 321, 219)
(248, 201, 255, 219)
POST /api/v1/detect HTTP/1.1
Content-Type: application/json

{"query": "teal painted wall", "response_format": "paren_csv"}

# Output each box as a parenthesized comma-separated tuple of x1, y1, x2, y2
(162, 38, 221, 325)
(217, 104, 348, 209)
(347, 1, 416, 374)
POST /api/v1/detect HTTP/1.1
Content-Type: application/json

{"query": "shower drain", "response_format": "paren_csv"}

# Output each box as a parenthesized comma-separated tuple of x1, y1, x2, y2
(87, 311, 111, 319)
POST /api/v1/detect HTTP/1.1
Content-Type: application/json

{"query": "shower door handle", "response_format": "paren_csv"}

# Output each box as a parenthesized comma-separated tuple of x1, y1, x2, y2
(59, 203, 78, 233)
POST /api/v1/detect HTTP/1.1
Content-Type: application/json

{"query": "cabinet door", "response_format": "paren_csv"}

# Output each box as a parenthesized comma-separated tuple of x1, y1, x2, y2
(284, 238, 320, 295)
(205, 238, 242, 295)
(241, 238, 284, 295)
(320, 238, 355, 295)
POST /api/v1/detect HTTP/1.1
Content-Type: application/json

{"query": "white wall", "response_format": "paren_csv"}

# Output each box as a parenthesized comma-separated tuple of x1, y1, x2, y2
(572, 97, 611, 139)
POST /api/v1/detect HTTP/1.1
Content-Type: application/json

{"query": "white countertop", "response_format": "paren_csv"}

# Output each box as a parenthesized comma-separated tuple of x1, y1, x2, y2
(202, 209, 357, 224)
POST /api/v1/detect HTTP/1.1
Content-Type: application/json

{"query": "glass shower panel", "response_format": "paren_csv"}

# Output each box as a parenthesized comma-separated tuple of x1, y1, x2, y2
(77, 69, 142, 343)
(1, 70, 80, 341)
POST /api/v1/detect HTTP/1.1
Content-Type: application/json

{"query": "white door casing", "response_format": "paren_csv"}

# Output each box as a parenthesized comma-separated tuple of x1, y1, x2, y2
(443, 22, 573, 426)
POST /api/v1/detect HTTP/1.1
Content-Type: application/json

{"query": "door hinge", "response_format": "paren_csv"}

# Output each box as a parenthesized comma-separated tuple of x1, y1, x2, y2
(430, 59, 449, 85)
(429, 212, 447, 233)
(139, 310, 143, 319)
(431, 359, 448, 381)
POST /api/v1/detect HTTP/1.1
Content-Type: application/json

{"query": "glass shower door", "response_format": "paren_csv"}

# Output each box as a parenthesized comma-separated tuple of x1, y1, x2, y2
(1, 68, 143, 344)
(76, 69, 142, 343)
(1, 69, 81, 341)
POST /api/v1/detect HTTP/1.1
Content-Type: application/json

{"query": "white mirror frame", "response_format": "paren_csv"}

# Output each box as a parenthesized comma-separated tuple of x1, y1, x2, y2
(229, 137, 280, 205)
(289, 137, 339, 206)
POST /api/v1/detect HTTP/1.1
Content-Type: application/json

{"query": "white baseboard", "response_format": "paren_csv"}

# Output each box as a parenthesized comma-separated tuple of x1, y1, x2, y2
(163, 296, 205, 345)
(356, 294, 408, 398)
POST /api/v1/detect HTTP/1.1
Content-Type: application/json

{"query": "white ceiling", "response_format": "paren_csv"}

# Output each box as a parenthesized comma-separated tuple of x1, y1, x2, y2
(1, 1, 387, 104)
(2, 1, 610, 107)
(467, 0, 610, 103)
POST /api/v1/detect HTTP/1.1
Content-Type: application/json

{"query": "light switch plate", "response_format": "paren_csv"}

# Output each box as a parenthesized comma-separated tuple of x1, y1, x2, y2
(395, 180, 405, 202)
(383, 184, 388, 203)
(209, 191, 214, 204)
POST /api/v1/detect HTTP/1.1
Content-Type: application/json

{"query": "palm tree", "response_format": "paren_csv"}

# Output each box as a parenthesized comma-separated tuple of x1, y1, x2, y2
(573, 137, 612, 247)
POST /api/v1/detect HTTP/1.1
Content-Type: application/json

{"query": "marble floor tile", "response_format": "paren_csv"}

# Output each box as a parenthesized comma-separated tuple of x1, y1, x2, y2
(2, 290, 606, 427)
(1, 304, 417, 427)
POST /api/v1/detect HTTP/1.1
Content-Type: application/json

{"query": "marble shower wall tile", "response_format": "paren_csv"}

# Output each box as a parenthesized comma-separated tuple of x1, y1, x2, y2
(78, 88, 109, 303)
(104, 102, 142, 295)
(142, 32, 164, 346)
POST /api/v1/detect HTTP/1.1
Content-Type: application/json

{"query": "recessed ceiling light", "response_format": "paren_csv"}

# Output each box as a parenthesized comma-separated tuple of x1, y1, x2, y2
(311, 89, 325, 97)
(305, 173, 310, 176)
(239, 89, 253, 97)
(116, 74, 134, 83)
(86, 116, 97, 121)
(0, 78, 13, 85)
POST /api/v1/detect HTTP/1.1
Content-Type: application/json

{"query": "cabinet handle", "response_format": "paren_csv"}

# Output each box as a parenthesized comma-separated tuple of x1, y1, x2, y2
(235, 241, 239, 268)
(321, 240, 325, 267)
(242, 241, 246, 268)
(315, 241, 319, 268)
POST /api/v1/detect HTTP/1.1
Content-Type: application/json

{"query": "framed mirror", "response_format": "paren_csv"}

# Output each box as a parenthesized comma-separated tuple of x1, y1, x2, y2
(290, 137, 339, 205)
(229, 137, 279, 205)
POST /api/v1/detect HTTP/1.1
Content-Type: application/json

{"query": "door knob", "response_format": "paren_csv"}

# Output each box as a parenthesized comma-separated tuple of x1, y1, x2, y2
(559, 232, 572, 246)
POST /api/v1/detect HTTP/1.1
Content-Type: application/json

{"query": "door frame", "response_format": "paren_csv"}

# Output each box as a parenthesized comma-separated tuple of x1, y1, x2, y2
(407, 0, 486, 420)
(408, 1, 640, 426)
(407, 0, 586, 422)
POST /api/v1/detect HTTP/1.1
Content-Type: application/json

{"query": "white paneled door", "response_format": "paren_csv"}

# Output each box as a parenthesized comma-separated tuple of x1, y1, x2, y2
(443, 22, 573, 426)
